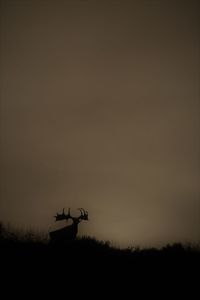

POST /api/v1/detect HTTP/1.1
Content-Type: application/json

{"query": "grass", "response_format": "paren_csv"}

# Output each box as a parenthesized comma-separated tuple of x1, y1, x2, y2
(1, 222, 199, 259)
(0, 222, 199, 291)
(0, 222, 199, 271)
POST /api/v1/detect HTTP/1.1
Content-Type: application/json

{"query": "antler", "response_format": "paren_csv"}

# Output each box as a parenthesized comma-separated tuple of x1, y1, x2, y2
(54, 207, 71, 222)
(54, 207, 88, 222)
(78, 208, 88, 220)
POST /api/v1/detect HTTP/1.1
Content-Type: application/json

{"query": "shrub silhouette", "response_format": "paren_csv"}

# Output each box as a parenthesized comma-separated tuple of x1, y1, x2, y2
(0, 222, 199, 259)
(0, 221, 199, 292)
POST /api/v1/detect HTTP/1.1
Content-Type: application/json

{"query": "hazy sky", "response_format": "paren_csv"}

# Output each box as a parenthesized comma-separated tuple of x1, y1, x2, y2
(1, 0, 200, 247)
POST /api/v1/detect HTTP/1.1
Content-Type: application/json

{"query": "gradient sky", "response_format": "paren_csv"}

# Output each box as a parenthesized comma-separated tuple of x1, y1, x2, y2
(1, 0, 200, 247)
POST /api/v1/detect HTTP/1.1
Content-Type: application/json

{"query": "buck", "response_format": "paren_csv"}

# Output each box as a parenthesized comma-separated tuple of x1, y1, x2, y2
(49, 208, 88, 243)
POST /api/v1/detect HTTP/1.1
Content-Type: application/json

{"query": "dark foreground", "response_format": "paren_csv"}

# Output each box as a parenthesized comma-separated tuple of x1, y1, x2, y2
(1, 236, 199, 270)
(0, 230, 199, 295)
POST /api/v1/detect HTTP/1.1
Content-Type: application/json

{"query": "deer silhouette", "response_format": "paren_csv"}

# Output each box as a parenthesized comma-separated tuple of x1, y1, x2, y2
(49, 208, 88, 243)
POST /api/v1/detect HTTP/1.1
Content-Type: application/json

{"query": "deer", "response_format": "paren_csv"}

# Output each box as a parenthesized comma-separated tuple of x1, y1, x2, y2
(49, 208, 88, 243)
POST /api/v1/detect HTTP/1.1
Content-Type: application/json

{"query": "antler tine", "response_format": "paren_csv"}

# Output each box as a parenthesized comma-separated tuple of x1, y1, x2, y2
(77, 208, 83, 219)
(80, 208, 87, 216)
(78, 208, 84, 215)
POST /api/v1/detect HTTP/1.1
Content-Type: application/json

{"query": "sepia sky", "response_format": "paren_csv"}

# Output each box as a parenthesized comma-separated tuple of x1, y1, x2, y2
(0, 0, 200, 247)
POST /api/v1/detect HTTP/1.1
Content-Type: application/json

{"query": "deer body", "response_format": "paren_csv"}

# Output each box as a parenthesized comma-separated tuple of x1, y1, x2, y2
(49, 223, 78, 242)
(49, 208, 88, 243)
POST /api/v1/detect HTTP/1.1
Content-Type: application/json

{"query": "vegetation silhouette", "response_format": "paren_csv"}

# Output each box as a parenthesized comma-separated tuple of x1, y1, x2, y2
(1, 221, 198, 295)
(1, 221, 199, 262)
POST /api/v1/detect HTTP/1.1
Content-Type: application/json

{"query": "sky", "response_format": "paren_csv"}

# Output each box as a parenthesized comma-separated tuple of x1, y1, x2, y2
(0, 0, 200, 247)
